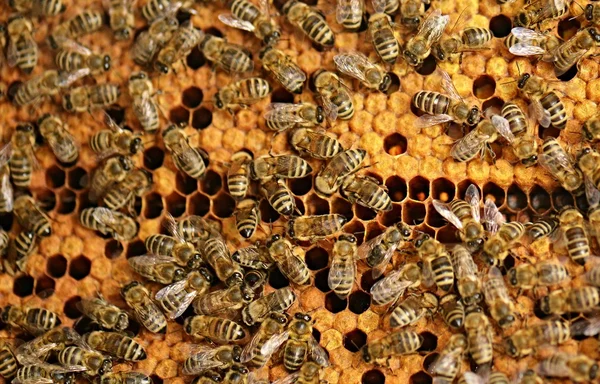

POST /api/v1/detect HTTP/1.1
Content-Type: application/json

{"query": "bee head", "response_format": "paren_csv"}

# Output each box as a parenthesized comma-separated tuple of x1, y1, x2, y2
(403, 50, 419, 66)
(517, 73, 530, 89)
(264, 31, 281, 46)
(504, 338, 518, 357)
(16, 123, 34, 133)
(467, 107, 481, 126)
(413, 233, 430, 248)
(270, 312, 288, 324)
(37, 113, 52, 126)
(102, 55, 112, 71)
(116, 28, 132, 40)
(231, 345, 243, 362)
(521, 154, 538, 167)
(402, 17, 421, 28)
(589, 28, 600, 44)
(118, 155, 132, 171)
(507, 268, 518, 286)
(586, 4, 594, 21)
(379, 73, 392, 93)
(315, 106, 325, 124)
(266, 234, 281, 247)
(154, 61, 170, 74)
(129, 137, 143, 154)
(63, 95, 74, 111)
(590, 364, 599, 379)
(361, 347, 371, 363)
(431, 45, 445, 61)
(213, 93, 224, 109)
(339, 234, 356, 243)
(130, 72, 147, 81)
(99, 358, 112, 376)
(226, 272, 243, 287)
(141, 169, 153, 184)
(121, 280, 139, 297)
(198, 267, 213, 283)
(0, 306, 10, 323)
(173, 268, 186, 281)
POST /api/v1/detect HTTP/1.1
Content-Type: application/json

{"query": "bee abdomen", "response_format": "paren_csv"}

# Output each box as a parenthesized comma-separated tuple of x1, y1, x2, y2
(461, 27, 493, 47)
(26, 308, 60, 331)
(90, 84, 120, 108)
(565, 227, 589, 265)
(12, 38, 38, 73)
(412, 91, 449, 115)
(69, 11, 104, 37)
(540, 92, 567, 130)
(0, 346, 18, 378)
(390, 301, 421, 328)
(55, 51, 84, 71)
(373, 29, 400, 63)
(568, 287, 600, 311)
(145, 234, 176, 256)
(268, 186, 295, 216)
(501, 102, 527, 136)
(302, 14, 334, 47)
(9, 155, 32, 187)
(174, 148, 206, 179)
(430, 255, 454, 292)
(229, 0, 261, 22)
(284, 341, 307, 370)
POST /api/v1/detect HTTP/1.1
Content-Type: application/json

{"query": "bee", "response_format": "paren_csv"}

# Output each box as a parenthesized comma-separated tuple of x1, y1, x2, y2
(199, 33, 254, 74)
(583, 112, 600, 142)
(88, 155, 134, 202)
(54, 38, 111, 75)
(58, 345, 112, 376)
(62, 83, 121, 113)
(128, 71, 161, 134)
(177, 215, 217, 244)
(132, 16, 179, 67)
(451, 116, 515, 163)
(403, 9, 449, 67)
(357, 222, 411, 278)
(13, 194, 52, 237)
(517, 73, 566, 129)
(0, 342, 18, 379)
(6, 15, 38, 73)
(505, 27, 561, 60)
(3, 231, 37, 276)
(336, 0, 364, 31)
(451, 245, 482, 306)
(1, 306, 60, 336)
(513, 0, 568, 29)
(333, 52, 392, 92)
(91, 114, 143, 158)
(14, 326, 82, 364)
(412, 69, 481, 128)
(80, 207, 139, 241)
(0, 230, 8, 259)
(154, 21, 203, 74)
(191, 371, 223, 384)
(499, 102, 538, 166)
(83, 330, 147, 361)
(8, 124, 37, 188)
(551, 27, 600, 76)
(458, 372, 510, 384)
(264, 103, 325, 132)
(259, 46, 306, 94)
(361, 330, 422, 364)
(219, 0, 280, 46)
(287, 214, 346, 242)
(481, 207, 526, 266)
(428, 334, 467, 383)
(370, 262, 422, 305)
(12, 69, 86, 107)
(432, 27, 493, 62)
(289, 128, 342, 160)
(266, 234, 311, 285)
(14, 363, 78, 384)
(315, 148, 366, 195)
(8, 0, 66, 16)
(145, 214, 203, 269)
(184, 315, 246, 342)
(464, 311, 493, 367)
(227, 150, 253, 201)
(557, 207, 590, 265)
(282, 0, 335, 48)
(105, 0, 135, 40)
(414, 233, 454, 292)
(368, 0, 400, 63)
(48, 10, 104, 49)
(241, 286, 296, 326)
(37, 114, 79, 164)
(259, 176, 296, 216)
(340, 174, 393, 212)
(328, 234, 358, 298)
(527, 216, 559, 241)
(103, 169, 153, 213)
(214, 77, 272, 111)
(515, 369, 544, 384)
(202, 236, 245, 286)
(232, 242, 273, 270)
(155, 269, 212, 319)
(483, 266, 517, 328)
(538, 352, 599, 382)
(578, 148, 600, 192)
(540, 286, 600, 315)
(389, 292, 438, 328)
(250, 155, 312, 180)
(0, 145, 13, 213)
(121, 280, 167, 334)
(98, 372, 153, 384)
(183, 345, 242, 375)
(141, 0, 193, 22)
(235, 198, 260, 239)
(507, 260, 568, 291)
(127, 255, 187, 284)
(439, 293, 465, 330)
(539, 138, 583, 194)
(503, 319, 570, 357)
(76, 296, 129, 331)
(193, 284, 254, 316)
(399, 0, 426, 29)
(313, 69, 354, 121)
(240, 312, 288, 367)
(162, 124, 208, 179)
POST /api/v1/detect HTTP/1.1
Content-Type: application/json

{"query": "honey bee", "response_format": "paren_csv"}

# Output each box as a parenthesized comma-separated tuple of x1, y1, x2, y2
(432, 27, 493, 62)
(6, 15, 38, 74)
(77, 296, 129, 331)
(103, 169, 152, 213)
(214, 77, 272, 111)
(513, 0, 568, 29)
(232, 242, 274, 270)
(357, 222, 411, 278)
(105, 0, 135, 40)
(414, 233, 455, 292)
(88, 155, 134, 202)
(0, 230, 8, 260)
(557, 207, 590, 265)
(439, 293, 465, 329)
(315, 149, 366, 195)
(282, 0, 335, 48)
(403, 9, 449, 66)
(80, 207, 139, 241)
(241, 312, 288, 367)
(193, 284, 255, 316)
(507, 260, 568, 291)
(13, 194, 52, 237)
(483, 266, 517, 328)
(127, 255, 187, 284)
(37, 114, 79, 165)
(191, 371, 223, 384)
(62, 83, 121, 113)
(132, 16, 179, 67)
(578, 148, 600, 192)
(368, 0, 400, 63)
(128, 71, 161, 134)
(83, 330, 147, 361)
(328, 234, 358, 298)
(517, 73, 567, 129)
(264, 103, 325, 132)
(289, 128, 342, 160)
(459, 371, 510, 384)
(250, 155, 313, 180)
(219, 0, 280, 46)
(540, 286, 600, 315)
(228, 151, 253, 201)
(505, 27, 561, 61)
(399, 0, 427, 29)
(428, 334, 467, 383)
(145, 214, 203, 269)
(0, 342, 19, 379)
(503, 319, 570, 358)
(451, 245, 481, 306)
(267, 234, 311, 285)
(184, 315, 247, 342)
(370, 262, 422, 305)
(14, 326, 82, 364)
(235, 198, 260, 239)
(155, 269, 212, 319)
(162, 124, 208, 179)
(333, 52, 392, 92)
(57, 345, 112, 376)
(499, 102, 538, 166)
(527, 216, 559, 241)
(8, 124, 37, 188)
(340, 174, 393, 212)
(48, 10, 104, 48)
(336, 0, 364, 31)
(202, 236, 245, 286)
(259, 176, 296, 216)
(3, 231, 36, 275)
(98, 372, 153, 384)
(481, 206, 526, 266)
(313, 69, 355, 121)
(14, 363, 78, 384)
(0, 146, 13, 213)
(141, 0, 193, 22)
(412, 69, 481, 128)
(154, 21, 203, 74)
(241, 286, 296, 326)
(8, 0, 66, 16)
(539, 138, 583, 193)
(259, 46, 306, 94)
(287, 213, 347, 242)
(54, 38, 111, 75)
(200, 33, 254, 74)
(361, 330, 422, 364)
(178, 215, 217, 244)
(12, 69, 86, 107)
(583, 112, 600, 142)
(389, 292, 438, 328)
(121, 280, 167, 334)
(464, 311, 493, 367)
(183, 345, 242, 376)
(1, 306, 60, 336)
(538, 352, 599, 382)
(552, 27, 600, 76)
(451, 116, 515, 163)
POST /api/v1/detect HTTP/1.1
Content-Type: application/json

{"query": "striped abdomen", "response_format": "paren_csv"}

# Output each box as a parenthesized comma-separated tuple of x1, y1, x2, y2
(7, 231, 37, 274)
(329, 255, 354, 298)
(68, 11, 104, 38)
(145, 234, 176, 256)
(0, 230, 8, 256)
(428, 253, 454, 292)
(371, 26, 399, 63)
(55, 50, 85, 72)
(412, 91, 450, 115)
(9, 152, 32, 187)
(174, 148, 206, 179)
(238, 78, 271, 103)
(540, 92, 566, 130)
(133, 99, 160, 133)
(533, 320, 570, 345)
(228, 0, 261, 22)
(235, 203, 259, 239)
(0, 344, 17, 379)
(283, 340, 308, 370)
(565, 226, 589, 265)
(449, 199, 472, 222)
(203, 238, 243, 285)
(497, 222, 526, 243)
(89, 84, 120, 109)
(228, 165, 249, 200)
(13, 78, 41, 106)
(330, 90, 354, 120)
(390, 298, 422, 328)
(567, 286, 600, 312)
(88, 332, 146, 361)
(301, 13, 334, 47)
(11, 36, 38, 73)
(221, 47, 253, 74)
(467, 327, 492, 365)
(261, 178, 295, 216)
(186, 315, 246, 341)
(26, 308, 60, 331)
(501, 102, 528, 136)
(80, 208, 108, 233)
(461, 27, 492, 47)
(141, 0, 170, 21)
(528, 217, 559, 240)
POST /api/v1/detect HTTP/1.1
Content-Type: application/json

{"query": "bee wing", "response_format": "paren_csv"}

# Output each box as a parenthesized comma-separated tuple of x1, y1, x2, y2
(328, 255, 350, 291)
(510, 27, 545, 42)
(509, 42, 547, 56)
(264, 103, 308, 123)
(414, 114, 455, 129)
(259, 330, 289, 356)
(483, 198, 504, 234)
(56, 38, 92, 56)
(585, 176, 600, 207)
(157, 282, 196, 319)
(272, 372, 301, 384)
(103, 112, 124, 133)
(218, 14, 256, 32)
(491, 115, 514, 143)
(465, 184, 481, 223)
(356, 232, 386, 260)
(458, 372, 485, 384)
(419, 10, 449, 46)
(240, 330, 263, 363)
(128, 255, 178, 267)
(0, 144, 12, 165)
(163, 212, 185, 243)
(553, 48, 587, 77)
(439, 68, 462, 101)
(12, 377, 54, 384)
(358, 233, 397, 279)
(428, 349, 462, 375)
(336, 0, 359, 23)
(57, 69, 90, 87)
(539, 145, 573, 175)
(91, 207, 118, 227)
(272, 63, 306, 86)
(155, 279, 187, 300)
(432, 199, 464, 229)
(182, 349, 223, 374)
(333, 52, 372, 85)
(309, 337, 330, 367)
(571, 317, 600, 337)
(528, 100, 551, 128)
(6, 38, 20, 68)
(320, 96, 339, 122)
(0, 171, 13, 212)
(371, 0, 387, 14)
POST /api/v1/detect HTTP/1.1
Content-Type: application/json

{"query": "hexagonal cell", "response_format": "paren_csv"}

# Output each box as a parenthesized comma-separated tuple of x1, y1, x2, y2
(189, 193, 211, 217)
(473, 75, 496, 99)
(422, 352, 439, 371)
(69, 256, 91, 280)
(176, 172, 198, 195)
(192, 107, 213, 129)
(46, 165, 65, 188)
(35, 275, 55, 298)
(483, 182, 506, 207)
(47, 254, 67, 278)
(355, 204, 377, 221)
(201, 170, 222, 195)
(552, 187, 574, 211)
(436, 226, 459, 245)
(380, 204, 402, 227)
(144, 192, 164, 219)
(482, 96, 504, 116)
(349, 291, 371, 314)
(294, 197, 306, 216)
(530, 185, 551, 213)
(558, 18, 580, 40)
(384, 133, 407, 156)
(557, 65, 578, 82)
(538, 126, 562, 139)
(331, 197, 353, 222)
(418, 331, 438, 352)
(409, 371, 432, 384)
(258, 199, 280, 223)
(212, 193, 235, 219)
(489, 14, 511, 37)
(315, 268, 331, 293)
(362, 369, 385, 384)
(344, 220, 364, 245)
(361, 270, 382, 292)
(306, 194, 329, 215)
(64, 296, 82, 319)
(57, 189, 76, 214)
(507, 183, 528, 210)
(409, 176, 430, 201)
(325, 292, 347, 313)
(343, 329, 367, 352)
(426, 202, 446, 228)
(271, 88, 294, 103)
(504, 253, 516, 270)
(431, 178, 455, 202)
(169, 106, 190, 126)
(126, 240, 146, 258)
(182, 86, 203, 109)
(143, 147, 165, 170)
(36, 189, 56, 212)
(404, 201, 426, 225)
(386, 176, 407, 202)
(268, 268, 289, 289)
(105, 240, 124, 260)
(67, 167, 87, 190)
(0, 213, 12, 232)
(305, 247, 329, 270)
(13, 275, 34, 297)
(290, 175, 312, 196)
(105, 107, 125, 124)
(187, 46, 206, 69)
(366, 222, 384, 242)
(416, 54, 437, 76)
(457, 180, 479, 200)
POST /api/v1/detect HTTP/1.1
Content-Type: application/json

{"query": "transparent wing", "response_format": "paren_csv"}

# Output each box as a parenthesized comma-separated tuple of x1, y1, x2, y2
(484, 198, 504, 234)
(414, 114, 454, 128)
(586, 176, 600, 207)
(271, 64, 305, 86)
(554, 47, 587, 77)
(218, 14, 256, 32)
(453, 245, 477, 278)
(328, 256, 351, 291)
(259, 0, 269, 15)
(359, 233, 399, 279)
(465, 184, 481, 223)
(0, 144, 12, 165)
(509, 43, 546, 56)
(163, 212, 184, 243)
(57, 69, 90, 87)
(157, 286, 196, 319)
(0, 172, 13, 212)
(333, 52, 373, 85)
(571, 317, 600, 337)
(356, 232, 386, 260)
(371, 0, 387, 14)
(492, 115, 515, 143)
(91, 207, 118, 227)
(12, 376, 54, 384)
(539, 143, 574, 175)
(128, 254, 178, 267)
(264, 103, 308, 124)
(182, 348, 222, 374)
(56, 38, 92, 56)
(528, 100, 551, 128)
(439, 68, 461, 101)
(272, 372, 301, 384)
(320, 96, 339, 122)
(429, 349, 462, 375)
(241, 331, 263, 363)
(432, 200, 464, 229)
(260, 330, 289, 356)
(155, 279, 187, 300)
(104, 111, 124, 133)
(309, 337, 330, 367)
(511, 27, 546, 42)
(483, 266, 510, 301)
(459, 372, 485, 384)
(6, 38, 20, 68)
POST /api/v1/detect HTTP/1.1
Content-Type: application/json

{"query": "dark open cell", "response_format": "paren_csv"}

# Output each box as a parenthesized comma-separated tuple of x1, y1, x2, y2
(325, 292, 347, 313)
(212, 193, 236, 218)
(344, 220, 364, 245)
(416, 54, 436, 76)
(0, 213, 12, 231)
(271, 88, 295, 103)
(557, 65, 578, 82)
(290, 175, 313, 196)
(307, 194, 330, 215)
(166, 192, 187, 218)
(409, 372, 432, 384)
(355, 204, 377, 221)
(385, 72, 401, 94)
(176, 172, 198, 195)
(386, 176, 407, 202)
(315, 268, 331, 293)
(201, 170, 222, 195)
(404, 201, 426, 225)
(69, 256, 91, 280)
(362, 369, 385, 384)
(366, 222, 384, 242)
(143, 147, 165, 170)
(150, 376, 163, 384)
(47, 254, 67, 278)
(436, 226, 459, 244)
(187, 46, 206, 69)
(483, 182, 506, 207)
(384, 133, 408, 156)
(422, 352, 439, 371)
(205, 27, 223, 37)
(294, 197, 306, 216)
(144, 192, 164, 219)
(170, 106, 190, 126)
(349, 291, 371, 314)
(503, 253, 516, 270)
(268, 268, 289, 289)
(417, 224, 436, 238)
(68, 167, 87, 190)
(530, 185, 551, 213)
(507, 183, 528, 210)
(126, 240, 146, 259)
(36, 189, 56, 212)
(7, 81, 22, 102)
(331, 197, 354, 222)
(192, 107, 213, 129)
(35, 275, 55, 298)
(64, 296, 82, 319)
(46, 165, 65, 188)
(380, 204, 402, 227)
(489, 14, 511, 37)
(538, 126, 562, 139)
(427, 203, 446, 228)
(473, 75, 496, 99)
(105, 239, 124, 259)
(189, 193, 211, 217)
(558, 18, 580, 40)
(106, 107, 125, 125)
(431, 178, 455, 201)
(57, 189, 76, 214)
(575, 193, 590, 213)
(312, 327, 321, 343)
(409, 176, 430, 201)
(343, 329, 367, 352)
(446, 122, 465, 140)
(182, 87, 203, 109)
(125, 318, 141, 337)
(457, 180, 478, 200)
(481, 97, 504, 116)
(361, 270, 382, 292)
(418, 332, 438, 352)
(305, 247, 329, 270)
(13, 275, 34, 297)
(259, 198, 280, 223)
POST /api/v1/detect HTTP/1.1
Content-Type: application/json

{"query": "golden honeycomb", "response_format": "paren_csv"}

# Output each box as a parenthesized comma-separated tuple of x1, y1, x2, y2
(0, 0, 599, 383)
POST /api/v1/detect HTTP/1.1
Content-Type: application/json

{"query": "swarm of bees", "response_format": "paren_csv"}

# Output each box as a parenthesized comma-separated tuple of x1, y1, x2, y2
(2, 0, 600, 382)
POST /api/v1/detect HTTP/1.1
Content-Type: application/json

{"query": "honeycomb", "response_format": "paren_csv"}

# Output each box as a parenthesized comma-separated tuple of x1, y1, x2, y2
(0, 0, 599, 383)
